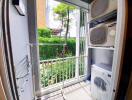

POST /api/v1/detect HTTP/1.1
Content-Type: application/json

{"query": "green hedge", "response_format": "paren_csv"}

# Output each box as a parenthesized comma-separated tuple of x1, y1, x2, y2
(38, 37, 76, 60)
(38, 28, 52, 38)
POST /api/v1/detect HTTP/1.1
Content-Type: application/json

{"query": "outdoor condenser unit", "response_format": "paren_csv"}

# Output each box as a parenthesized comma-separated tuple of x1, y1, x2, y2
(89, 0, 117, 21)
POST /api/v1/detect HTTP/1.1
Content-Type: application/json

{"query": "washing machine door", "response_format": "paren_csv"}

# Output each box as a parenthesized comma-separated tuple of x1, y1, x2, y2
(91, 70, 111, 100)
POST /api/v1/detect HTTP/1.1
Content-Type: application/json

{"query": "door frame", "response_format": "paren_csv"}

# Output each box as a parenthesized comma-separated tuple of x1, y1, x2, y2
(110, 0, 128, 99)
(0, 0, 19, 99)
(29, 0, 90, 95)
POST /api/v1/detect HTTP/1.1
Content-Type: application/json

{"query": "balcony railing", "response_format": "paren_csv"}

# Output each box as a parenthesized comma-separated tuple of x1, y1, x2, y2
(40, 56, 85, 88)
(36, 40, 86, 90)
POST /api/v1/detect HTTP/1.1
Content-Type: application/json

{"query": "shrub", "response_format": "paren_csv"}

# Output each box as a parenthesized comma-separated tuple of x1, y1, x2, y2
(38, 37, 76, 60)
(66, 38, 76, 56)
(40, 58, 76, 87)
(38, 28, 52, 38)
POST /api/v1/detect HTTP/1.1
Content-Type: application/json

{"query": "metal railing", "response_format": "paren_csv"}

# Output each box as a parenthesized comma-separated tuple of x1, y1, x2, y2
(40, 56, 85, 88)
(36, 41, 86, 88)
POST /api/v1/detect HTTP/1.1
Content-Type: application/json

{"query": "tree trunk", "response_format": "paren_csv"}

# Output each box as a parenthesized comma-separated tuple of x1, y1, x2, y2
(65, 8, 70, 43)
(60, 17, 64, 37)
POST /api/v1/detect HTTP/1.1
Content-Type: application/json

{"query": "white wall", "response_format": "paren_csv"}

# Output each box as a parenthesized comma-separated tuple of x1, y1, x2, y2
(9, 0, 33, 100)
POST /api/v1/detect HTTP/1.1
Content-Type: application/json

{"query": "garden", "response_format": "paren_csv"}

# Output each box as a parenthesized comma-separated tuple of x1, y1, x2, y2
(38, 2, 85, 88)
(38, 28, 77, 87)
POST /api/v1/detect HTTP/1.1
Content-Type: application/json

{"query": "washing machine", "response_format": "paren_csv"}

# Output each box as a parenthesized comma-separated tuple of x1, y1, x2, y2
(91, 64, 112, 100)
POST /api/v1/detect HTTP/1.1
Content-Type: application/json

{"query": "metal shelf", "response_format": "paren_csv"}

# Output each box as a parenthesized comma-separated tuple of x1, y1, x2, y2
(88, 46, 115, 50)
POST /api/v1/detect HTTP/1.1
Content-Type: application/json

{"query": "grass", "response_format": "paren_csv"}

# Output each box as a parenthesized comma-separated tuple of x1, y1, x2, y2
(40, 58, 76, 87)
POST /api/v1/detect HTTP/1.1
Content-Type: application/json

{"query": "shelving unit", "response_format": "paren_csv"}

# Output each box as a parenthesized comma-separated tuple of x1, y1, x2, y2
(87, 10, 117, 73)
(87, 0, 128, 100)
(88, 47, 114, 70)
(88, 46, 115, 51)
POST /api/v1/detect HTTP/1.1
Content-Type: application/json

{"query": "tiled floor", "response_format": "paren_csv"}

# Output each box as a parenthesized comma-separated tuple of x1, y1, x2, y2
(40, 81, 92, 100)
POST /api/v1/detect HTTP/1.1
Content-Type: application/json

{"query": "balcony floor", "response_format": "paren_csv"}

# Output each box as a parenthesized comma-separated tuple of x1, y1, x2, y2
(40, 81, 92, 100)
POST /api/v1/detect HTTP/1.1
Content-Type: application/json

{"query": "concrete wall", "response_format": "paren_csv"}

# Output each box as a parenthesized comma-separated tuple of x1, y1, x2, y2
(9, 0, 33, 100)
(37, 0, 46, 28)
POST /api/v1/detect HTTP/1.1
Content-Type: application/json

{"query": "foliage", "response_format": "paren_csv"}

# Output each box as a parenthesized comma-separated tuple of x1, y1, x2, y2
(53, 3, 76, 41)
(38, 28, 52, 38)
(38, 37, 76, 60)
(40, 58, 76, 87)
(53, 3, 75, 19)
(40, 57, 85, 87)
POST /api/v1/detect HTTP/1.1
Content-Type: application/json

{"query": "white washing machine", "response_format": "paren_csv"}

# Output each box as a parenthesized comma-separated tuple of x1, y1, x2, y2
(91, 64, 112, 100)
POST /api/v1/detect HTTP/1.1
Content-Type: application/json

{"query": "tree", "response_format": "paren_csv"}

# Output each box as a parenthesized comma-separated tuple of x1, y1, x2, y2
(53, 3, 75, 42)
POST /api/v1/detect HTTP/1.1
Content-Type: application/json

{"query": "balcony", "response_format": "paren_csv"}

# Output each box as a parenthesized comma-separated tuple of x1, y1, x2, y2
(40, 56, 86, 86)
(38, 81, 92, 100)
(36, 42, 90, 99)
(35, 2, 89, 98)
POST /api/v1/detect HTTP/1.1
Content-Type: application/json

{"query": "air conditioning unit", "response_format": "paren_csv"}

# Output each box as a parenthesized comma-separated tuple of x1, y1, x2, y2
(89, 21, 116, 47)
(89, 0, 117, 21)
(91, 64, 112, 100)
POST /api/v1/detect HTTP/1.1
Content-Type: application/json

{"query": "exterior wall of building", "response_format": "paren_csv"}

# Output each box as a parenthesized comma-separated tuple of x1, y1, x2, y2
(37, 0, 46, 28)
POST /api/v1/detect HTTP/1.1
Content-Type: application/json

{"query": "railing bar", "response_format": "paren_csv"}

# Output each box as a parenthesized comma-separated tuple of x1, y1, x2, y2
(71, 58, 72, 78)
(82, 57, 84, 75)
(67, 59, 69, 79)
(28, 43, 67, 46)
(56, 61, 59, 83)
(40, 56, 87, 63)
(47, 46, 50, 87)
(81, 57, 83, 75)
(52, 45, 55, 85)
(68, 59, 70, 79)
(39, 43, 67, 46)
(65, 60, 67, 80)
(81, 56, 82, 75)
(42, 45, 46, 87)
(83, 57, 85, 75)
(43, 63, 46, 87)
(40, 56, 77, 63)
(74, 58, 75, 78)
(51, 61, 53, 85)
(74, 58, 76, 77)
(62, 57, 65, 83)
(70, 59, 71, 79)
(48, 63, 50, 86)
(69, 59, 71, 79)
(60, 59, 62, 82)
(72, 58, 74, 78)
(80, 57, 82, 76)
(55, 61, 58, 84)
(82, 56, 84, 75)
(79, 57, 80, 76)
(58, 61, 61, 82)
(61, 59, 63, 82)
